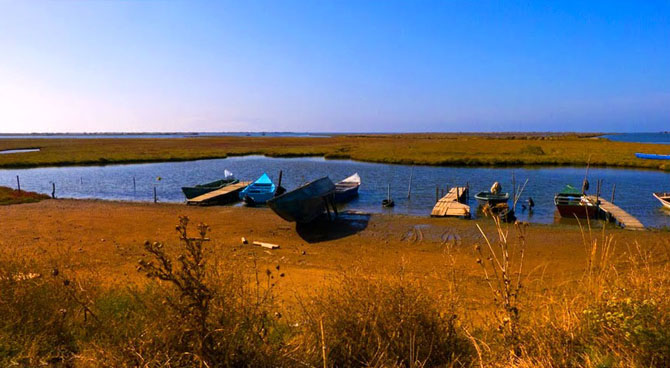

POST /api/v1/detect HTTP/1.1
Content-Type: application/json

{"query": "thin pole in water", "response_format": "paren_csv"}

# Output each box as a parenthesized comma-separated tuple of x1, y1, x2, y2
(387, 184, 390, 201)
(51, 183, 56, 199)
(611, 183, 616, 203)
(16, 175, 20, 192)
(153, 186, 157, 203)
(407, 166, 413, 199)
(133, 177, 136, 192)
(435, 185, 439, 203)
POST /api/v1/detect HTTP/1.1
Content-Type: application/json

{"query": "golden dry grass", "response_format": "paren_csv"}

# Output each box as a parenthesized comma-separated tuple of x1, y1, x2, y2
(1, 133, 669, 170)
(1, 200, 669, 366)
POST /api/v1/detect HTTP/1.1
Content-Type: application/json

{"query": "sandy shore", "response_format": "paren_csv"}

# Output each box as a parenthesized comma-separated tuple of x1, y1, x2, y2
(1, 199, 667, 309)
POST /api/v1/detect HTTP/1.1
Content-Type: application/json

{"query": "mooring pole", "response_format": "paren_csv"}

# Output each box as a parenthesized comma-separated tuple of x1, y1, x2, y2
(611, 183, 616, 203)
(435, 185, 439, 203)
(407, 166, 413, 199)
(16, 175, 20, 192)
(51, 183, 56, 199)
(153, 186, 157, 203)
(133, 177, 136, 192)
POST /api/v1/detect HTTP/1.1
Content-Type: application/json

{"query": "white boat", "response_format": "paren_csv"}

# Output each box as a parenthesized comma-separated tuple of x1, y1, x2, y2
(653, 192, 670, 210)
(334, 173, 361, 203)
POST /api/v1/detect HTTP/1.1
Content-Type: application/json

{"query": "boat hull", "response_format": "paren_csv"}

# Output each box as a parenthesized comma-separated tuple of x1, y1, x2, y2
(267, 177, 336, 223)
(555, 204, 598, 218)
(474, 192, 509, 206)
(635, 153, 670, 160)
(181, 178, 237, 199)
(334, 185, 359, 203)
(653, 192, 670, 210)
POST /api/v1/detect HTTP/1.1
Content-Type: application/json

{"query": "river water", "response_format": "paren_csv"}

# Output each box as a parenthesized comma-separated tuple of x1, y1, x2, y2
(1, 156, 669, 228)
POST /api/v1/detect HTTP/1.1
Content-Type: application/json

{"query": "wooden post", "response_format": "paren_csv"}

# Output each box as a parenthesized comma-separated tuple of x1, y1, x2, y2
(330, 194, 338, 217)
(323, 197, 332, 221)
(407, 166, 413, 199)
(80, 177, 83, 185)
(153, 186, 157, 203)
(16, 175, 20, 192)
(133, 177, 136, 192)
(51, 183, 55, 199)
(611, 183, 616, 203)
(435, 185, 439, 203)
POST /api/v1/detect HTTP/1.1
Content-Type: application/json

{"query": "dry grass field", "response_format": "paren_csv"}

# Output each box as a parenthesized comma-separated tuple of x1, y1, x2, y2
(1, 199, 669, 366)
(1, 133, 669, 170)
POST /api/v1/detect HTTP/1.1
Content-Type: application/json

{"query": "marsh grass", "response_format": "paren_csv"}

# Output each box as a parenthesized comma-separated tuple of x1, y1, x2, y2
(289, 268, 471, 368)
(0, 186, 50, 205)
(1, 216, 670, 367)
(1, 134, 669, 170)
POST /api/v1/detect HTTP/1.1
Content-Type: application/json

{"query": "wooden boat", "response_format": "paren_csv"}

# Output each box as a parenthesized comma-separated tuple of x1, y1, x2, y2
(554, 185, 598, 218)
(334, 173, 361, 203)
(474, 191, 510, 206)
(239, 173, 276, 206)
(635, 153, 670, 160)
(653, 192, 670, 210)
(267, 177, 335, 223)
(181, 170, 237, 199)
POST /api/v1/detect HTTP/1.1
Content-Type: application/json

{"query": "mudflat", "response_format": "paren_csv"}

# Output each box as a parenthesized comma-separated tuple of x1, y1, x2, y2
(2, 199, 667, 310)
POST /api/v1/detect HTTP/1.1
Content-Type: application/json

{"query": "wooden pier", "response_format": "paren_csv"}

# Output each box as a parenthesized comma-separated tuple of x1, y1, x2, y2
(186, 181, 250, 206)
(586, 195, 645, 231)
(431, 187, 470, 217)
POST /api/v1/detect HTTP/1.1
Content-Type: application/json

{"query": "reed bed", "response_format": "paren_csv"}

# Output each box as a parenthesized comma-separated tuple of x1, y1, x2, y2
(0, 186, 50, 205)
(1, 216, 669, 367)
(1, 134, 669, 170)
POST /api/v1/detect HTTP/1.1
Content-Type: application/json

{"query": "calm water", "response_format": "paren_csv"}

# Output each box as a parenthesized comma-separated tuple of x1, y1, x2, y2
(1, 156, 669, 228)
(0, 132, 329, 139)
(602, 132, 670, 145)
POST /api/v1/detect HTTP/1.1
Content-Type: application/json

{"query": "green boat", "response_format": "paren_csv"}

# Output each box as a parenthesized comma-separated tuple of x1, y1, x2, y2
(181, 171, 238, 199)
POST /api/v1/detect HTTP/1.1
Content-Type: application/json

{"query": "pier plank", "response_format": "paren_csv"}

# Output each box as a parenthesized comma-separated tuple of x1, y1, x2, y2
(587, 196, 645, 230)
(186, 181, 250, 206)
(431, 187, 470, 217)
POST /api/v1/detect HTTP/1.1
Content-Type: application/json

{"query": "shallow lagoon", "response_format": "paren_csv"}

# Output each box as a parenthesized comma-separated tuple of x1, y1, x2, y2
(1, 156, 669, 228)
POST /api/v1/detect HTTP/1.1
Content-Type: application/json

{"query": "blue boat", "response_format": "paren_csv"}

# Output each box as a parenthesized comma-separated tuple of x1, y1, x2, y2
(239, 173, 276, 206)
(635, 153, 670, 160)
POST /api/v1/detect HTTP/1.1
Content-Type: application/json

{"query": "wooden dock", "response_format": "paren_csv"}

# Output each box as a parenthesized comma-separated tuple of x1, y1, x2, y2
(586, 195, 645, 231)
(186, 181, 250, 206)
(431, 187, 470, 217)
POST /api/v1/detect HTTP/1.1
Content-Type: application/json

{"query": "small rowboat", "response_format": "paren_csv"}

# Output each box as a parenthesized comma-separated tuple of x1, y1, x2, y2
(267, 177, 335, 223)
(474, 191, 510, 206)
(181, 170, 237, 199)
(554, 185, 598, 218)
(239, 173, 276, 206)
(334, 173, 361, 203)
(653, 192, 670, 210)
(635, 153, 670, 160)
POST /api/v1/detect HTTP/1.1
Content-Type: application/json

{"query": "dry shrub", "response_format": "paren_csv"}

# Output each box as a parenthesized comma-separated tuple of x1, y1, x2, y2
(291, 268, 471, 368)
(504, 226, 670, 368)
(0, 256, 98, 367)
(87, 216, 286, 367)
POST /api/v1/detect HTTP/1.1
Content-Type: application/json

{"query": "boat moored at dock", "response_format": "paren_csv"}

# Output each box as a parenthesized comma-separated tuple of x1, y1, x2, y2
(553, 185, 598, 218)
(239, 173, 276, 205)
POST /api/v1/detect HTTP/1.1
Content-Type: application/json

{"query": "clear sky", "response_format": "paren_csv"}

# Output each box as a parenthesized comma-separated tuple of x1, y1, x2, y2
(0, 1, 668, 133)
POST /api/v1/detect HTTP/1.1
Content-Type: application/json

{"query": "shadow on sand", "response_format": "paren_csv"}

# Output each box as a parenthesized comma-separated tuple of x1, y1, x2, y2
(296, 211, 371, 243)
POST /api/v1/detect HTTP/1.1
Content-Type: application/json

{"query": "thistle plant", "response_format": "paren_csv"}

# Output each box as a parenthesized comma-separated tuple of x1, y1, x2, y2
(474, 215, 527, 359)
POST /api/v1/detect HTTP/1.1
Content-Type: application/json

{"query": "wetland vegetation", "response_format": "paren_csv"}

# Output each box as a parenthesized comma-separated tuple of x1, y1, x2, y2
(1, 133, 669, 170)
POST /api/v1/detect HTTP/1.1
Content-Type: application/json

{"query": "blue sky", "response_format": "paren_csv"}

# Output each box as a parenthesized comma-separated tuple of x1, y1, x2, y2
(0, 1, 668, 133)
